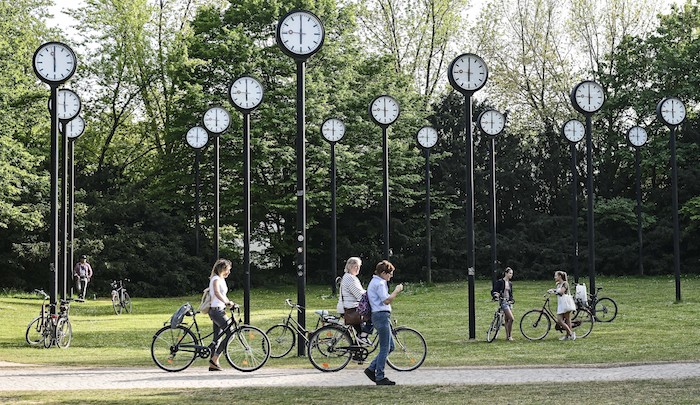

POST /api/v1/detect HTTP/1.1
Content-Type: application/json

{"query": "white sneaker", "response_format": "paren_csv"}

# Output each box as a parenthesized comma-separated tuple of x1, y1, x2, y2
(559, 335, 569, 341)
(571, 332, 576, 341)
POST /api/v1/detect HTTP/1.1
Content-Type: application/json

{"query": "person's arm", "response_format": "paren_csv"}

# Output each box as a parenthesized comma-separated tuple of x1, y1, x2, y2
(212, 278, 232, 306)
(87, 264, 93, 279)
(73, 263, 80, 277)
(382, 283, 403, 305)
(347, 276, 365, 300)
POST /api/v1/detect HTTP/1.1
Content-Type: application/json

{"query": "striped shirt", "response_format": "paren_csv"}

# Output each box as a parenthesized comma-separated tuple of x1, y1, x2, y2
(340, 273, 365, 308)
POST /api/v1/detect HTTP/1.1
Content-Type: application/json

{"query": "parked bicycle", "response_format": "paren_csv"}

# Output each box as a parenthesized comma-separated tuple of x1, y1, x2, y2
(111, 279, 132, 315)
(520, 292, 594, 341)
(151, 303, 270, 372)
(307, 315, 427, 373)
(574, 285, 618, 323)
(25, 289, 73, 348)
(487, 294, 512, 343)
(266, 298, 340, 358)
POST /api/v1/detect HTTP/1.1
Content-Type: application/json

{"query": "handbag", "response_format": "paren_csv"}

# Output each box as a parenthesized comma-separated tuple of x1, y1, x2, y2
(561, 294, 577, 313)
(343, 307, 362, 325)
(198, 287, 211, 314)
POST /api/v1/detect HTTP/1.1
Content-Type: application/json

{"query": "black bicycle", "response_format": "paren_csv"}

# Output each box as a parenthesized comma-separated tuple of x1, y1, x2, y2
(25, 289, 73, 348)
(520, 292, 594, 341)
(487, 294, 512, 343)
(111, 279, 132, 315)
(266, 298, 339, 358)
(574, 285, 618, 322)
(151, 303, 270, 372)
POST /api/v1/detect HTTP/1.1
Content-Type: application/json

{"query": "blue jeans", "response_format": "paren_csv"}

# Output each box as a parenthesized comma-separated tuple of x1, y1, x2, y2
(368, 311, 394, 380)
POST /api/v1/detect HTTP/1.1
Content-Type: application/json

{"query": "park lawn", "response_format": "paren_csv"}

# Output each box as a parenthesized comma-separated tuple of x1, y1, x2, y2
(0, 276, 699, 368)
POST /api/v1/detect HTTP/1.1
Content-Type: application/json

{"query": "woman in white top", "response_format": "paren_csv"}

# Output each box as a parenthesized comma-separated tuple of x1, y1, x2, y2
(548, 270, 575, 341)
(208, 259, 236, 371)
(338, 257, 371, 343)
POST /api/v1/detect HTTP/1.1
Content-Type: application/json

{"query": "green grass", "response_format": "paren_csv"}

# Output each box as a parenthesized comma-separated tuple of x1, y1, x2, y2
(1, 276, 699, 368)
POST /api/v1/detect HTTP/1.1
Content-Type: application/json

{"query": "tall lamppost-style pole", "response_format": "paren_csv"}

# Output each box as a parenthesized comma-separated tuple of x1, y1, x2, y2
(64, 115, 86, 297)
(185, 127, 209, 257)
(416, 126, 438, 284)
(627, 126, 648, 276)
(561, 119, 585, 284)
(321, 118, 346, 294)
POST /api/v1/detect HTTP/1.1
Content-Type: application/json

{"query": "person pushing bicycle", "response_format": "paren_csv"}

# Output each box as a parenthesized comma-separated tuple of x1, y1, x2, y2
(73, 255, 93, 300)
(491, 267, 515, 341)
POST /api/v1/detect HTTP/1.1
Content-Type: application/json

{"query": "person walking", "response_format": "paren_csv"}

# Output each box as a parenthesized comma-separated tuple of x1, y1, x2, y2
(73, 255, 93, 300)
(337, 257, 372, 345)
(207, 259, 237, 371)
(364, 260, 403, 385)
(548, 270, 576, 341)
(491, 267, 515, 341)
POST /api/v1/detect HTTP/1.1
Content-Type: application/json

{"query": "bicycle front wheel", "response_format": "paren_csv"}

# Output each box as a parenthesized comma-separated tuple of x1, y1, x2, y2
(266, 324, 295, 358)
(486, 312, 502, 343)
(594, 297, 618, 322)
(112, 294, 122, 315)
(25, 317, 44, 345)
(307, 325, 352, 372)
(520, 310, 551, 341)
(151, 325, 198, 372)
(224, 325, 270, 372)
(573, 308, 594, 338)
(123, 292, 132, 314)
(387, 327, 427, 371)
(56, 318, 72, 348)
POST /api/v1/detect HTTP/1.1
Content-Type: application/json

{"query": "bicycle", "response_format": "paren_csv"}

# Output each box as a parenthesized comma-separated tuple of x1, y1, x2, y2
(307, 315, 427, 373)
(487, 294, 513, 343)
(266, 298, 340, 358)
(25, 289, 73, 349)
(25, 289, 50, 347)
(519, 292, 594, 341)
(150, 303, 270, 372)
(573, 285, 618, 323)
(111, 279, 132, 315)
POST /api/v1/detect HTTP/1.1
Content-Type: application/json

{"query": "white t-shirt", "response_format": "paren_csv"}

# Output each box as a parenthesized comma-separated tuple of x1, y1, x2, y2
(209, 275, 228, 309)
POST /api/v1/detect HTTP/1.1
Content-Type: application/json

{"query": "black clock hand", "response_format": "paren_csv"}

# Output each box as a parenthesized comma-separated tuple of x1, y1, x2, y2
(52, 46, 56, 72)
(299, 17, 303, 44)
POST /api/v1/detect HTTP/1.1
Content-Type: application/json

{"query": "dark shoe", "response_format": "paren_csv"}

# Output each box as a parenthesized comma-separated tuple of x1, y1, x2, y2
(364, 368, 376, 382)
(376, 377, 396, 386)
(209, 360, 222, 371)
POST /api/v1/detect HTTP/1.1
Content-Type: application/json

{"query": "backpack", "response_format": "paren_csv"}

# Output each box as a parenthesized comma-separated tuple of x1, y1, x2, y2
(357, 292, 371, 317)
(198, 287, 211, 314)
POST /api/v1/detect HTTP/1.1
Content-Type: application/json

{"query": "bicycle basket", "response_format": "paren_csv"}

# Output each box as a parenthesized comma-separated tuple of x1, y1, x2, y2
(169, 303, 192, 329)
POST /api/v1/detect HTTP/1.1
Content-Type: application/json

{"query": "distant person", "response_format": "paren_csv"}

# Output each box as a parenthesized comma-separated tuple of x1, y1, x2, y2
(364, 260, 403, 386)
(207, 258, 237, 371)
(548, 270, 575, 340)
(73, 255, 93, 300)
(491, 267, 515, 341)
(337, 257, 371, 346)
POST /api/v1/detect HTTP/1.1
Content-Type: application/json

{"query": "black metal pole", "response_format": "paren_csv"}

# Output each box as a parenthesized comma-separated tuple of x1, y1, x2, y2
(295, 60, 307, 355)
(424, 148, 431, 284)
(243, 113, 251, 324)
(571, 143, 579, 284)
(670, 127, 681, 301)
(465, 96, 475, 340)
(330, 143, 337, 294)
(50, 85, 59, 315)
(489, 137, 497, 290)
(60, 121, 68, 301)
(382, 127, 390, 260)
(635, 148, 643, 276)
(214, 136, 220, 262)
(585, 115, 596, 294)
(68, 139, 75, 295)
(194, 150, 200, 257)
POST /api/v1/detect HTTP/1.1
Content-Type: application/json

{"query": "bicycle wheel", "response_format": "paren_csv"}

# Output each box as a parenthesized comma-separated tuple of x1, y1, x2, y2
(112, 294, 122, 315)
(43, 319, 54, 348)
(307, 325, 352, 372)
(56, 318, 72, 349)
(25, 317, 44, 345)
(519, 310, 551, 341)
(572, 308, 594, 338)
(224, 325, 270, 372)
(486, 312, 502, 343)
(151, 325, 198, 372)
(266, 324, 295, 358)
(123, 292, 132, 314)
(594, 297, 618, 322)
(387, 327, 427, 371)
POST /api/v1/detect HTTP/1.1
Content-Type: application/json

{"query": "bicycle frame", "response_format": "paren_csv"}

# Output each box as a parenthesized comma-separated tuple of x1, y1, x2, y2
(171, 307, 244, 357)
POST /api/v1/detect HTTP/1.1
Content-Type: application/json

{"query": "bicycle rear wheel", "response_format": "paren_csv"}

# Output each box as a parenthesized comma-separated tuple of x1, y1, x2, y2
(519, 310, 551, 341)
(387, 327, 427, 371)
(224, 325, 270, 372)
(151, 325, 198, 372)
(486, 312, 502, 343)
(56, 318, 72, 348)
(123, 292, 132, 314)
(112, 294, 122, 315)
(25, 317, 44, 345)
(572, 308, 594, 338)
(266, 324, 295, 358)
(594, 297, 618, 322)
(307, 325, 352, 372)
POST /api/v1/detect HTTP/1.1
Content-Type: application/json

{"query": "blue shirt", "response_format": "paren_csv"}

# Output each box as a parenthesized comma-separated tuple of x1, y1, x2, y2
(367, 275, 391, 312)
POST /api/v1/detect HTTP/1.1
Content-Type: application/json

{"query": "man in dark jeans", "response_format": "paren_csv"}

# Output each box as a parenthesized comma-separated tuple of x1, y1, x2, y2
(73, 255, 93, 300)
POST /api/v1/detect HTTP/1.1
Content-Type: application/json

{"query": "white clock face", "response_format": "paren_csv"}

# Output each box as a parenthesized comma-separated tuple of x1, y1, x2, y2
(627, 126, 648, 147)
(369, 95, 400, 126)
(277, 11, 324, 57)
(562, 119, 585, 143)
(64, 116, 85, 139)
(478, 110, 505, 136)
(203, 106, 230, 134)
(657, 97, 686, 126)
(33, 42, 77, 84)
(571, 81, 605, 113)
(55, 89, 81, 121)
(416, 126, 438, 148)
(321, 118, 345, 143)
(448, 53, 488, 92)
(229, 76, 264, 111)
(186, 126, 208, 149)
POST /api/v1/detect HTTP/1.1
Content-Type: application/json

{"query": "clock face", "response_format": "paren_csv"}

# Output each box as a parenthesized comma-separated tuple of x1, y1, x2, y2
(448, 53, 488, 93)
(321, 118, 345, 143)
(562, 119, 585, 143)
(54, 89, 82, 121)
(229, 76, 264, 111)
(369, 95, 400, 126)
(276, 10, 325, 58)
(186, 126, 209, 149)
(627, 126, 648, 147)
(656, 97, 686, 126)
(416, 126, 438, 148)
(571, 81, 605, 114)
(477, 110, 505, 136)
(63, 116, 85, 139)
(203, 106, 230, 134)
(33, 42, 77, 84)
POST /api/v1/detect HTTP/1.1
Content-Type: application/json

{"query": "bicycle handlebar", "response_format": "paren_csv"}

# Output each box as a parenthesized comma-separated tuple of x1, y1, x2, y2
(33, 289, 49, 299)
(283, 298, 304, 312)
